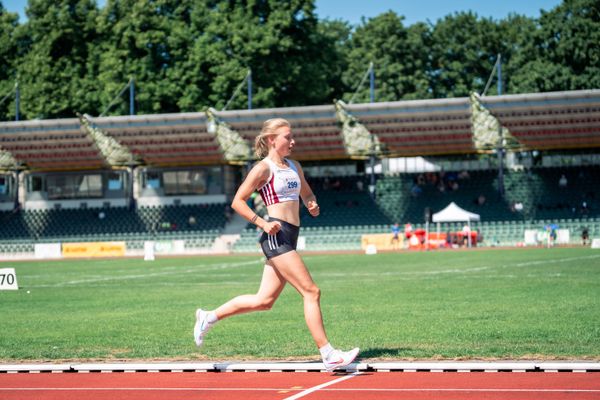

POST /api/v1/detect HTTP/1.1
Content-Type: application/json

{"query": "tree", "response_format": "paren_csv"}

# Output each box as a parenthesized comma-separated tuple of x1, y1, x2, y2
(429, 12, 505, 98)
(184, 0, 337, 110)
(512, 0, 600, 92)
(343, 11, 431, 103)
(494, 14, 539, 95)
(13, 0, 100, 119)
(3, 0, 599, 121)
(95, 0, 195, 116)
(167, 0, 207, 112)
(0, 3, 20, 120)
(310, 18, 352, 103)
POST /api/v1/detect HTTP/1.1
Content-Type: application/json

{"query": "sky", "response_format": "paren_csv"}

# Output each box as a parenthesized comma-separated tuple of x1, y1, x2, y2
(315, 0, 562, 26)
(3, 0, 563, 25)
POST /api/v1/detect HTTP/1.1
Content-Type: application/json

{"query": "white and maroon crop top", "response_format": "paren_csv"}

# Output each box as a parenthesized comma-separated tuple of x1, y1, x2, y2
(258, 158, 301, 206)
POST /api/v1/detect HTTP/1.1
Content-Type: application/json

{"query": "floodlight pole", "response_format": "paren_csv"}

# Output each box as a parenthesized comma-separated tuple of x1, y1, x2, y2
(496, 54, 504, 196)
(369, 62, 375, 103)
(13, 171, 19, 210)
(222, 69, 251, 111)
(247, 69, 252, 110)
(15, 82, 20, 121)
(129, 77, 135, 115)
(369, 62, 376, 200)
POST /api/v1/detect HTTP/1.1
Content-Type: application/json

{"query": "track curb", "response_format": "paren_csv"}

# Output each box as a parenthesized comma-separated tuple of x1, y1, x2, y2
(1, 361, 599, 373)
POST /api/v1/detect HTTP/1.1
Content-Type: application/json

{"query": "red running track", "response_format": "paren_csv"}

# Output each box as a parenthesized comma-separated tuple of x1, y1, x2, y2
(1, 371, 599, 400)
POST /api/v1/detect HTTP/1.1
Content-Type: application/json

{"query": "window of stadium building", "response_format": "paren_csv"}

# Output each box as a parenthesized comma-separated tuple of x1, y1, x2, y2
(145, 172, 161, 189)
(108, 173, 123, 191)
(46, 174, 102, 200)
(30, 175, 44, 192)
(163, 170, 207, 195)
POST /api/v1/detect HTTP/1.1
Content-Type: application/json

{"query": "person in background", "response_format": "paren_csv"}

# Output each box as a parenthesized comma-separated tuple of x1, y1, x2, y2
(404, 222, 413, 239)
(391, 222, 400, 249)
(581, 226, 590, 246)
(462, 224, 471, 247)
(558, 174, 568, 188)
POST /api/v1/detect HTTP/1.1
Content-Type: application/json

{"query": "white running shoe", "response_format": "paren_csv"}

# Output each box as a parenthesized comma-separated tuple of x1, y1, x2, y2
(323, 347, 360, 372)
(193, 309, 214, 347)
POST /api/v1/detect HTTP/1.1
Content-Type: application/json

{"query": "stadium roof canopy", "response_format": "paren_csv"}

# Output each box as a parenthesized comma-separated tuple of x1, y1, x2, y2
(0, 118, 106, 170)
(213, 104, 344, 161)
(87, 112, 220, 167)
(0, 89, 598, 171)
(480, 90, 600, 151)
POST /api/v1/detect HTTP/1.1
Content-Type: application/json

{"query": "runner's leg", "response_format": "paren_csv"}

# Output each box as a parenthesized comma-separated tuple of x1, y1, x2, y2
(214, 262, 286, 319)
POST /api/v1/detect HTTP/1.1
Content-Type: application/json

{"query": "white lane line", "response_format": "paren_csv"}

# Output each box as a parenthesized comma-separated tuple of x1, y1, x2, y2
(2, 387, 599, 394)
(320, 388, 600, 393)
(1, 388, 599, 393)
(319, 254, 600, 280)
(0, 388, 293, 391)
(282, 372, 362, 400)
(30, 260, 259, 287)
(513, 254, 600, 267)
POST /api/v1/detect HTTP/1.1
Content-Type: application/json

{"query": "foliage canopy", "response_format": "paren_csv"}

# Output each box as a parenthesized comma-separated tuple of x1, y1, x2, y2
(0, 0, 598, 120)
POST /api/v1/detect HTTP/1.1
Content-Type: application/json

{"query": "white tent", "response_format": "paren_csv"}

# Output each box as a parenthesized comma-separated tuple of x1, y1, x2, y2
(432, 202, 480, 247)
(432, 202, 480, 223)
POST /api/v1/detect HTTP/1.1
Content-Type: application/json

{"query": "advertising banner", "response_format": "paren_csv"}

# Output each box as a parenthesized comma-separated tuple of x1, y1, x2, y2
(62, 242, 126, 258)
(361, 233, 403, 251)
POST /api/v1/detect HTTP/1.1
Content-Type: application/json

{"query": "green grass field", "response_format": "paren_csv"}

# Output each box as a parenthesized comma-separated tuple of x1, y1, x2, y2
(1, 247, 599, 362)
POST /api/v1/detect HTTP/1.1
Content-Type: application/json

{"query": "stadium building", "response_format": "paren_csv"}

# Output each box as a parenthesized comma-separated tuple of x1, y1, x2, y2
(1, 89, 599, 258)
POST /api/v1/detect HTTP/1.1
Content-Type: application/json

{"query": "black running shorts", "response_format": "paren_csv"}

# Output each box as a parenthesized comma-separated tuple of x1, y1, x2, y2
(259, 217, 300, 260)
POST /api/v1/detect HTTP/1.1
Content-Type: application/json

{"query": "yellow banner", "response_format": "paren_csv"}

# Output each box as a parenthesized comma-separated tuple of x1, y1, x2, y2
(62, 242, 126, 258)
(361, 233, 403, 251)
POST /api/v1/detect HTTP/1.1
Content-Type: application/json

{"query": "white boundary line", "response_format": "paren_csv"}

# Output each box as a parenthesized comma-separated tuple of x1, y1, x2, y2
(29, 260, 259, 288)
(320, 388, 600, 393)
(0, 388, 296, 392)
(281, 371, 361, 400)
(1, 362, 599, 373)
(1, 388, 599, 394)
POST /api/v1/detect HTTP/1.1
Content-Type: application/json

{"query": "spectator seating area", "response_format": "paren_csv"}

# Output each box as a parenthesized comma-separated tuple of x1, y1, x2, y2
(231, 217, 600, 253)
(376, 166, 600, 224)
(0, 204, 227, 253)
(235, 165, 600, 252)
(300, 176, 389, 227)
(1, 166, 599, 254)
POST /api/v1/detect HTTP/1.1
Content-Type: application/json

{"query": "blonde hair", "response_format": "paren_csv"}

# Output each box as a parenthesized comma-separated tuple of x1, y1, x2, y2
(254, 118, 291, 159)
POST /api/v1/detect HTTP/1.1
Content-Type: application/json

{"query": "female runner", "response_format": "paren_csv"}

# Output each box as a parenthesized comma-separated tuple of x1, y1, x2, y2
(194, 118, 359, 371)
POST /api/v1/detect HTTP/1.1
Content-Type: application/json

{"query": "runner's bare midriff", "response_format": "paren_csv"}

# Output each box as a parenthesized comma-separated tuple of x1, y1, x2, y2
(266, 200, 301, 226)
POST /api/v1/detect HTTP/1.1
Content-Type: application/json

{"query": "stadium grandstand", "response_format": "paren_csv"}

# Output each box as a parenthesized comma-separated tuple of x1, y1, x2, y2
(1, 89, 599, 259)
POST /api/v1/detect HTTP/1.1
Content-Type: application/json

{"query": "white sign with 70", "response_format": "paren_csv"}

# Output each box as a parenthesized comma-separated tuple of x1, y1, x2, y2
(0, 268, 19, 290)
